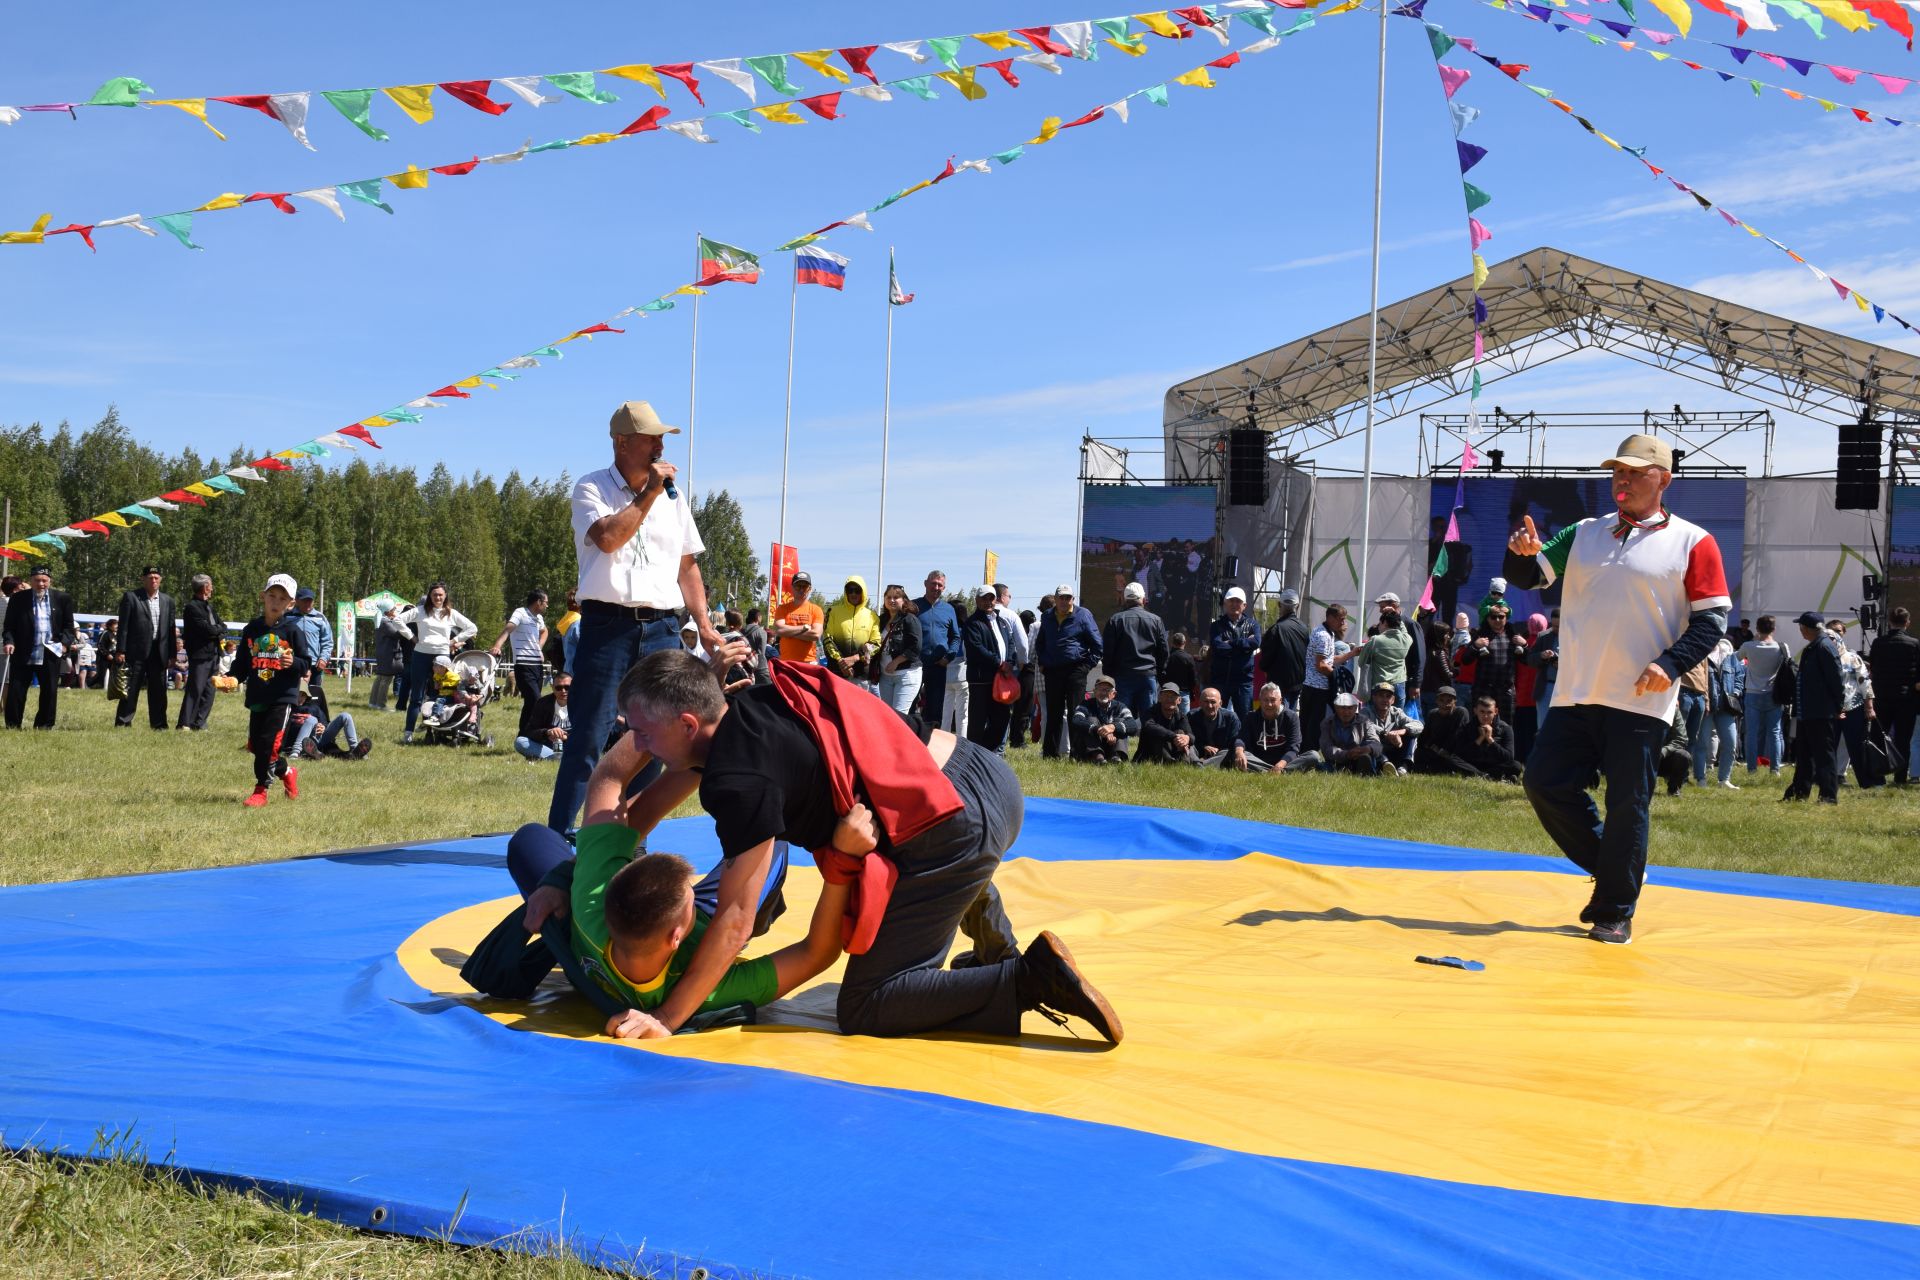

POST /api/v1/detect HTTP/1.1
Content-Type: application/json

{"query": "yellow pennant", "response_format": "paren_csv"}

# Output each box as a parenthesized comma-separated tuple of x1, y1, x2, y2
(1472, 253, 1489, 289)
(1817, 99, 1839, 111)
(149, 98, 226, 139)
(1322, 0, 1362, 13)
(95, 512, 132, 528)
(1105, 35, 1150, 54)
(454, 375, 486, 389)
(1596, 132, 1623, 150)
(793, 50, 851, 83)
(0, 212, 53, 246)
(603, 64, 666, 96)
(937, 68, 988, 100)
(1807, 0, 1874, 30)
(1643, 0, 1692, 37)
(195, 192, 247, 211)
(573, 132, 621, 145)
(185, 482, 221, 499)
(7, 540, 45, 556)
(754, 102, 806, 125)
(386, 165, 430, 190)
(1174, 67, 1216, 89)
(361, 416, 395, 428)
(670, 284, 707, 297)
(972, 30, 1031, 50)
(275, 449, 307, 460)
(1648, 50, 1672, 60)
(1740, 222, 1762, 237)
(1133, 11, 1184, 37)
(382, 84, 436, 124)
(1856, 291, 1872, 312)
(1028, 115, 1062, 145)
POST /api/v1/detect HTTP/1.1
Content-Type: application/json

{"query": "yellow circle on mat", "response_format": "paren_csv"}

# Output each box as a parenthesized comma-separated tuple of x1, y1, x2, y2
(397, 853, 1920, 1226)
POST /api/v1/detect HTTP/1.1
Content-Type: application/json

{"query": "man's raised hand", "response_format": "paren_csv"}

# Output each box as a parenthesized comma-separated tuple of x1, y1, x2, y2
(1508, 515, 1543, 558)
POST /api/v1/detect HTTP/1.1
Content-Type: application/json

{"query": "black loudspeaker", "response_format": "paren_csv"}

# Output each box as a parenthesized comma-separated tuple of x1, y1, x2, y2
(1228, 428, 1267, 506)
(1222, 555, 1241, 579)
(1837, 421, 1883, 511)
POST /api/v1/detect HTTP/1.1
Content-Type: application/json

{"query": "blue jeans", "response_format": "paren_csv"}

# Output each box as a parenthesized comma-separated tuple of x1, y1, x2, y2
(514, 735, 558, 761)
(1222, 678, 1253, 723)
(1742, 695, 1784, 771)
(1523, 702, 1665, 921)
(1679, 688, 1707, 779)
(402, 650, 442, 733)
(1703, 710, 1740, 783)
(546, 611, 681, 831)
(1113, 674, 1157, 725)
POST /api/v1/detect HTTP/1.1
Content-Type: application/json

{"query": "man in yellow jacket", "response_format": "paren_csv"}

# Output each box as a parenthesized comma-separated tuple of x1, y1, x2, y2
(823, 575, 882, 684)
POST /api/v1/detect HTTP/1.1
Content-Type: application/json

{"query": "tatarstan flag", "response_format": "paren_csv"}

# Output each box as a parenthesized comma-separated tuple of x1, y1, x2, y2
(697, 236, 761, 285)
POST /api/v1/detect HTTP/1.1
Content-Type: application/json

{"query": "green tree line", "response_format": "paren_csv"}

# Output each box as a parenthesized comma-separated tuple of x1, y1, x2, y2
(1, 409, 762, 638)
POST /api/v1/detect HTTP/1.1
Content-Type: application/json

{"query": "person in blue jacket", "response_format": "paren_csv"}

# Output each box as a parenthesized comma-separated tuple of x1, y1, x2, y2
(1208, 587, 1261, 721)
(286, 585, 335, 720)
(1037, 583, 1102, 759)
(910, 569, 964, 728)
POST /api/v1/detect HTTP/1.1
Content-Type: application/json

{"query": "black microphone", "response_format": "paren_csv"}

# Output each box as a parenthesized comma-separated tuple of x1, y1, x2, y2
(662, 474, 678, 501)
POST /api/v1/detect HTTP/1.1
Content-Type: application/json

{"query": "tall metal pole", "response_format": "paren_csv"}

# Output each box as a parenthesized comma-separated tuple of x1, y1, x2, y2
(877, 249, 895, 592)
(777, 256, 798, 590)
(687, 231, 701, 501)
(1358, 0, 1389, 617)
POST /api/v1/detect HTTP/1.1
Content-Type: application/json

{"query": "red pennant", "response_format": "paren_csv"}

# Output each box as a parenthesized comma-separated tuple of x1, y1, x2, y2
(0, 547, 24, 561)
(428, 385, 471, 399)
(1853, 107, 1873, 122)
(1015, 27, 1073, 55)
(47, 223, 97, 251)
(799, 92, 842, 120)
(838, 46, 880, 83)
(71, 519, 111, 537)
(1856, 0, 1914, 48)
(251, 457, 294, 472)
(1172, 6, 1218, 24)
(1061, 107, 1106, 129)
(1500, 62, 1528, 79)
(655, 63, 703, 104)
(1694, 0, 1738, 20)
(984, 58, 1020, 87)
(570, 323, 626, 338)
(163, 490, 207, 507)
(243, 192, 298, 214)
(618, 105, 670, 135)
(1208, 51, 1242, 69)
(929, 155, 959, 184)
(211, 94, 278, 119)
(338, 425, 383, 448)
(438, 80, 512, 115)
(429, 158, 480, 176)
(1682, 59, 1704, 70)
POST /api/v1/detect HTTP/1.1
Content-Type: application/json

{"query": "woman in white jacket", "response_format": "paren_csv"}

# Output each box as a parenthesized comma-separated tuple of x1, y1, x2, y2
(395, 582, 478, 742)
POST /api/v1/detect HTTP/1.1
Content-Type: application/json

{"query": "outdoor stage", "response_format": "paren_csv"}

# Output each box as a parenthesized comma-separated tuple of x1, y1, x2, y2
(5, 800, 1919, 1278)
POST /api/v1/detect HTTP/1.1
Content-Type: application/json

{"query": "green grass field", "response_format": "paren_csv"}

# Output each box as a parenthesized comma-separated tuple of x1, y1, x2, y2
(4, 682, 1916, 1277)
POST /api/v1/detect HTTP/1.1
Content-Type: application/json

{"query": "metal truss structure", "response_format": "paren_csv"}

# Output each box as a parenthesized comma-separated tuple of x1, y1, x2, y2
(1415, 408, 1773, 476)
(1161, 246, 1920, 482)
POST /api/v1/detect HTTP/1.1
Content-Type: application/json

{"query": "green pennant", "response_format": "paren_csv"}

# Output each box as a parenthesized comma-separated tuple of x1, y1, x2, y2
(1471, 368, 1483, 396)
(716, 109, 761, 131)
(29, 535, 67, 552)
(1280, 14, 1316, 36)
(1425, 25, 1456, 58)
(545, 71, 617, 104)
(1236, 7, 1277, 34)
(778, 233, 822, 251)
(638, 298, 676, 312)
(896, 75, 939, 100)
(744, 54, 798, 94)
(151, 212, 202, 250)
(1617, 0, 1637, 18)
(1584, 31, 1607, 44)
(1143, 83, 1170, 107)
(529, 345, 564, 359)
(926, 36, 965, 70)
(321, 88, 390, 141)
(1750, 79, 1763, 96)
(1094, 17, 1132, 39)
(337, 179, 393, 214)
(991, 145, 1025, 164)
(1463, 181, 1491, 212)
(118, 505, 162, 524)
(383, 408, 424, 423)
(529, 139, 573, 153)
(203, 475, 245, 494)
(1527, 84, 1555, 98)
(86, 76, 153, 107)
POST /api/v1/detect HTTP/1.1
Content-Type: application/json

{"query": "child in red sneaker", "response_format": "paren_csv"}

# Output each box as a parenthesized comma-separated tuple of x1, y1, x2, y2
(233, 574, 313, 807)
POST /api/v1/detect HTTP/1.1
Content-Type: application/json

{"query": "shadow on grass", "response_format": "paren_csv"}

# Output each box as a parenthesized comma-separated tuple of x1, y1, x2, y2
(1229, 905, 1586, 938)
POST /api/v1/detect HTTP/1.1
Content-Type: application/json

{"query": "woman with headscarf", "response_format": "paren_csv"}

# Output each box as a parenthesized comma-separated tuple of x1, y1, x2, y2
(1513, 612, 1550, 762)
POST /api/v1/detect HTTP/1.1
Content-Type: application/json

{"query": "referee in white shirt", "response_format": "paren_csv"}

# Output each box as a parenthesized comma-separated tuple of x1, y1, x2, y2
(547, 400, 723, 831)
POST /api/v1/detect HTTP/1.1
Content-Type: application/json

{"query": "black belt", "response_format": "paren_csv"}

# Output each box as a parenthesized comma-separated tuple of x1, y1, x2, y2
(581, 599, 679, 622)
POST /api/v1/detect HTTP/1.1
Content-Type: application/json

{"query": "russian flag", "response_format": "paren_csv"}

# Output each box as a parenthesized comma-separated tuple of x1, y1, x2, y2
(795, 246, 849, 290)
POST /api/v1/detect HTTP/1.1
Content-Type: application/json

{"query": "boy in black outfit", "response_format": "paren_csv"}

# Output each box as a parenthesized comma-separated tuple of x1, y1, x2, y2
(233, 573, 314, 808)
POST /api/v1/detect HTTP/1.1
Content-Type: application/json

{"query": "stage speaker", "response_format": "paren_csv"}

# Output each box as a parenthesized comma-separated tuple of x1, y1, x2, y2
(1228, 429, 1267, 506)
(1837, 421, 1883, 511)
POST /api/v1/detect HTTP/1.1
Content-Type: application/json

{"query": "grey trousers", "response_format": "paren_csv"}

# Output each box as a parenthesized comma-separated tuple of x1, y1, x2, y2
(837, 737, 1025, 1038)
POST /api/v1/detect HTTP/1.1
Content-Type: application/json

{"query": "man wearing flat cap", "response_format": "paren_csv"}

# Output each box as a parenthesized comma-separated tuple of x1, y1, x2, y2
(115, 565, 177, 729)
(548, 400, 722, 832)
(1504, 433, 1731, 946)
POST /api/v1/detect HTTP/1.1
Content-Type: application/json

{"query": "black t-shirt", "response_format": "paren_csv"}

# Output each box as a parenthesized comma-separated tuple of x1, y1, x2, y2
(698, 684, 932, 859)
(1164, 650, 1199, 693)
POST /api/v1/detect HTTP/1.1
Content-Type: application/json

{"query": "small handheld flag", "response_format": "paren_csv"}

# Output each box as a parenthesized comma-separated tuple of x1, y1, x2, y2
(889, 249, 914, 305)
(795, 246, 849, 290)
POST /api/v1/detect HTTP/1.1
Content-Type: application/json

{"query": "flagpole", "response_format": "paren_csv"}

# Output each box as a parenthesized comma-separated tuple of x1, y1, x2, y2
(877, 247, 895, 593)
(778, 254, 798, 589)
(687, 230, 701, 502)
(1358, 0, 1389, 616)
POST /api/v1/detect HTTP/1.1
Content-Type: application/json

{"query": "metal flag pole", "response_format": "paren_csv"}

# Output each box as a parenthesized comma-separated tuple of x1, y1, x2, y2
(687, 231, 701, 501)
(777, 254, 798, 587)
(877, 247, 896, 592)
(1358, 0, 1389, 617)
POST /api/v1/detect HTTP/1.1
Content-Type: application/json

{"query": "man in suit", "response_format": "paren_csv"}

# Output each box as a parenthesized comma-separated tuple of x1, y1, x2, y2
(176, 572, 224, 731)
(116, 564, 177, 729)
(3, 566, 77, 729)
(1785, 610, 1845, 805)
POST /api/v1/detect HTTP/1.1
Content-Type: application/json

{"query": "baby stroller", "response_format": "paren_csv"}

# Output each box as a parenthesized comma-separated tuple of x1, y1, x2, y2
(419, 650, 498, 747)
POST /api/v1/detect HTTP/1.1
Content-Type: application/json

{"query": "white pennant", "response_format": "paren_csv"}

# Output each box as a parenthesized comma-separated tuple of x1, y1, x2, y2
(498, 355, 540, 369)
(664, 119, 715, 143)
(481, 139, 534, 164)
(140, 497, 180, 511)
(497, 76, 561, 107)
(1053, 22, 1096, 59)
(226, 466, 265, 481)
(97, 213, 158, 236)
(1017, 52, 1064, 73)
(268, 91, 314, 150)
(1724, 0, 1779, 29)
(957, 158, 991, 174)
(848, 83, 894, 101)
(1242, 35, 1281, 54)
(882, 40, 930, 62)
(1194, 19, 1232, 44)
(292, 187, 345, 219)
(316, 433, 358, 449)
(841, 211, 874, 231)
(403, 397, 438, 409)
(698, 59, 757, 101)
(51, 528, 90, 540)
(1109, 98, 1131, 123)
(0, 106, 21, 126)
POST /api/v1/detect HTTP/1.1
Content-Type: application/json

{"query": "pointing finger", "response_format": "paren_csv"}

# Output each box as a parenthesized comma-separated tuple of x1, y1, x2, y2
(1523, 515, 1537, 538)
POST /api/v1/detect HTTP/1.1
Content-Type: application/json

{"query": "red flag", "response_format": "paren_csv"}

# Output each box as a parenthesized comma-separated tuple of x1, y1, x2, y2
(71, 519, 111, 537)
(47, 223, 96, 251)
(1208, 51, 1242, 69)
(929, 156, 959, 184)
(655, 63, 703, 104)
(1172, 6, 1217, 24)
(0, 547, 24, 562)
(338, 425, 383, 448)
(838, 46, 880, 82)
(619, 105, 670, 135)
(1061, 106, 1106, 129)
(163, 490, 207, 507)
(428, 385, 471, 399)
(799, 92, 842, 120)
(438, 80, 512, 115)
(1015, 27, 1073, 54)
(429, 158, 480, 176)
(1853, 107, 1874, 122)
(1855, 0, 1913, 47)
(984, 58, 1020, 87)
(243, 192, 298, 213)
(251, 457, 294, 472)
(211, 94, 278, 119)
(771, 543, 800, 606)
(569, 323, 626, 338)
(1500, 62, 1528, 79)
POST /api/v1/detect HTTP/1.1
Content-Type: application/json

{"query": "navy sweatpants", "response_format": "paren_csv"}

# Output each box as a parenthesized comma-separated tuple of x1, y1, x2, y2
(1521, 702, 1665, 921)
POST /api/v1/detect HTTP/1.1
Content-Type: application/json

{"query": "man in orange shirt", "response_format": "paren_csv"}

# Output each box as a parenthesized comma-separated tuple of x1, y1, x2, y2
(774, 570, 825, 664)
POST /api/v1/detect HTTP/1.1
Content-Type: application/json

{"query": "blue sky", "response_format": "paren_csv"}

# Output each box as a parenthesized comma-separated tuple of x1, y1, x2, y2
(5, 1, 1916, 607)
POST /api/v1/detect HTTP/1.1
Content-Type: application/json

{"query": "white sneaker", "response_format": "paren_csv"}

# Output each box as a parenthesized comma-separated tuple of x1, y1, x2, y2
(1719, 780, 1739, 790)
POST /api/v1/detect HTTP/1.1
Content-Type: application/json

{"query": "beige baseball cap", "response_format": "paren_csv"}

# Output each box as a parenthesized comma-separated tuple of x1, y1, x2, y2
(1602, 433, 1672, 471)
(609, 400, 680, 437)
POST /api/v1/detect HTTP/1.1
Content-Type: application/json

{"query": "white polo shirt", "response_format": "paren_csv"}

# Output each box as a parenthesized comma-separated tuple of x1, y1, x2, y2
(570, 465, 706, 608)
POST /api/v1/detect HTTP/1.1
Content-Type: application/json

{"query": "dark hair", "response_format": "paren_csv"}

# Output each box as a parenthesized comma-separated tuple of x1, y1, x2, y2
(1475, 695, 1497, 709)
(993, 583, 1008, 596)
(723, 609, 744, 630)
(604, 852, 695, 943)
(1894, 607, 1912, 627)
(1325, 603, 1348, 620)
(617, 649, 726, 724)
(1757, 614, 1775, 635)
(421, 581, 450, 616)
(1170, 631, 1188, 649)
(525, 588, 548, 608)
(1, 575, 22, 595)
(745, 607, 761, 624)
(1019, 609, 1036, 627)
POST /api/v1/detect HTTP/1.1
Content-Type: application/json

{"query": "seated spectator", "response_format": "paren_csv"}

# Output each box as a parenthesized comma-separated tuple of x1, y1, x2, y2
(1453, 694, 1522, 782)
(1164, 632, 1199, 716)
(1411, 686, 1476, 777)
(1134, 683, 1197, 765)
(1069, 673, 1137, 765)
(1320, 692, 1386, 775)
(1360, 681, 1422, 774)
(1241, 683, 1319, 773)
(516, 672, 572, 761)
(287, 693, 371, 760)
(1188, 686, 1242, 768)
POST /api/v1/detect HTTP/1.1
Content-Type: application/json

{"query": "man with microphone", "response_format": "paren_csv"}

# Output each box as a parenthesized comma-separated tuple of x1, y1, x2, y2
(548, 400, 723, 832)
(1502, 434, 1729, 945)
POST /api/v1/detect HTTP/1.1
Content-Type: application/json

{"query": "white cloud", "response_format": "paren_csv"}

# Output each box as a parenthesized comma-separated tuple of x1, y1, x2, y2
(1586, 128, 1920, 225)
(1688, 256, 1920, 349)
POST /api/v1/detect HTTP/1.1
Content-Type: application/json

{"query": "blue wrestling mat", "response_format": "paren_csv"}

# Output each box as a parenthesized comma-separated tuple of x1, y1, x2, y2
(5, 798, 1919, 1279)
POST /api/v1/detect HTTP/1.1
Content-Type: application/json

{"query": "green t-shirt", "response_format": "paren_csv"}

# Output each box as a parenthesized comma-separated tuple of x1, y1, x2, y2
(1361, 625, 1413, 687)
(569, 824, 778, 1014)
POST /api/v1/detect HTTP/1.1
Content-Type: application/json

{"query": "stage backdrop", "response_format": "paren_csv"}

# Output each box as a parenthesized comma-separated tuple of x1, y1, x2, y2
(1741, 478, 1888, 625)
(1305, 477, 1431, 615)
(1892, 483, 1920, 623)
(1080, 484, 1218, 635)
(1428, 476, 1747, 627)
